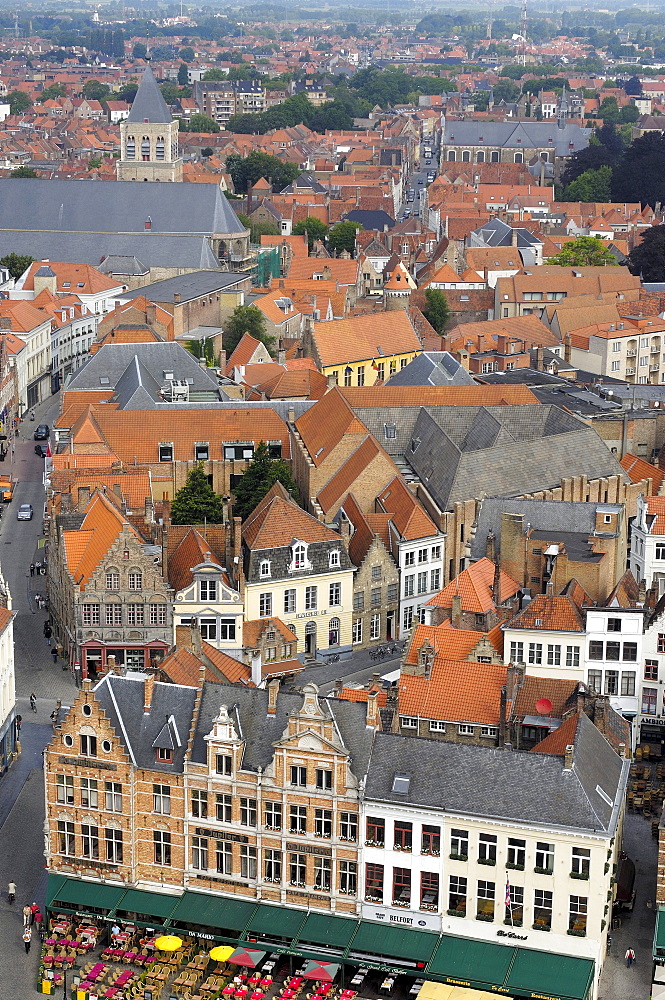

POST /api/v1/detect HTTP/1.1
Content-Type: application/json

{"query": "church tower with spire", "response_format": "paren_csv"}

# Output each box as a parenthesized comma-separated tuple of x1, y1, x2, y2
(117, 63, 183, 182)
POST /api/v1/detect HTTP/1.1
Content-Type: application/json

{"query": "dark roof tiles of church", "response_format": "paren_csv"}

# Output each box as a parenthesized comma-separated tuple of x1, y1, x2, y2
(127, 63, 173, 125)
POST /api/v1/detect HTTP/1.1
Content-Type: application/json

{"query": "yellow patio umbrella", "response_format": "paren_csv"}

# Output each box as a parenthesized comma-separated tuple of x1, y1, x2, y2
(210, 945, 236, 963)
(154, 934, 184, 952)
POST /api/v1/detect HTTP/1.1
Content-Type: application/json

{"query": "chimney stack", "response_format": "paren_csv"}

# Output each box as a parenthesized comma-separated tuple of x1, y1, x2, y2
(366, 690, 380, 730)
(564, 744, 574, 771)
(451, 593, 462, 628)
(144, 674, 156, 713)
(173, 292, 181, 304)
(267, 678, 279, 716)
(250, 648, 262, 687)
(485, 529, 496, 563)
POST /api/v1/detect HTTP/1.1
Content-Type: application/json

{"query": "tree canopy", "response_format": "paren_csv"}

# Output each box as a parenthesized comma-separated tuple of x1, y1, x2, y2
(82, 79, 110, 101)
(328, 220, 362, 255)
(547, 236, 618, 267)
(183, 113, 220, 133)
(627, 224, 665, 281)
(10, 166, 37, 178)
(8, 91, 32, 115)
(0, 253, 33, 278)
(232, 441, 300, 522)
(562, 165, 612, 202)
(610, 131, 665, 206)
(422, 288, 451, 334)
(224, 304, 275, 358)
(170, 464, 225, 525)
(226, 151, 300, 193)
(292, 216, 329, 249)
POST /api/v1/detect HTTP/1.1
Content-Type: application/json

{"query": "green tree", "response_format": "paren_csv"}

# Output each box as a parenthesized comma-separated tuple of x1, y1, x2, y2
(492, 79, 520, 103)
(202, 67, 227, 81)
(548, 236, 618, 267)
(8, 91, 32, 115)
(38, 83, 67, 102)
(225, 151, 300, 193)
(625, 74, 642, 95)
(10, 166, 37, 178)
(563, 165, 613, 202)
(620, 104, 639, 123)
(328, 220, 362, 255)
(292, 216, 329, 249)
(0, 252, 33, 278)
(118, 81, 139, 103)
(170, 463, 224, 525)
(627, 224, 665, 281)
(177, 62, 189, 86)
(236, 213, 280, 243)
(132, 42, 147, 60)
(422, 288, 450, 334)
(88, 157, 102, 169)
(82, 79, 110, 101)
(232, 441, 300, 521)
(224, 304, 275, 357)
(186, 113, 220, 133)
(611, 130, 665, 206)
(180, 46, 195, 62)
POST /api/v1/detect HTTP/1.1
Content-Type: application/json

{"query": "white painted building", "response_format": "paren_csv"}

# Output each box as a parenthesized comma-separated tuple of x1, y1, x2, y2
(0, 569, 16, 775)
(629, 494, 665, 593)
(362, 721, 629, 1000)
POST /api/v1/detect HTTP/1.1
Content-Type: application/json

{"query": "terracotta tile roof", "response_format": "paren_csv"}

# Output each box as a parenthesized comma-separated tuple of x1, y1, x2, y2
(225, 332, 268, 373)
(398, 656, 506, 725)
(377, 475, 438, 541)
(168, 527, 223, 593)
(530, 712, 579, 756)
(341, 493, 374, 566)
(427, 558, 520, 613)
(243, 492, 340, 550)
(506, 593, 586, 632)
(254, 368, 328, 401)
(57, 391, 117, 427)
(606, 570, 641, 608)
(242, 616, 298, 647)
(203, 642, 252, 684)
(48, 468, 151, 510)
(63, 491, 143, 588)
(403, 619, 503, 664)
(50, 453, 119, 470)
(21, 260, 121, 294)
(339, 385, 538, 406)
(160, 645, 222, 684)
(310, 311, 421, 368)
(0, 299, 50, 333)
(338, 684, 387, 707)
(512, 676, 579, 720)
(317, 437, 387, 515)
(644, 496, 665, 535)
(294, 387, 367, 468)
(621, 453, 665, 492)
(70, 408, 291, 462)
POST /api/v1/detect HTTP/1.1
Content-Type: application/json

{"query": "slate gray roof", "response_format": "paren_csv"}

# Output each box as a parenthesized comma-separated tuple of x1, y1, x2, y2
(127, 64, 173, 125)
(442, 120, 591, 157)
(386, 351, 475, 387)
(120, 271, 245, 305)
(403, 404, 627, 511)
(191, 682, 374, 779)
(365, 713, 627, 834)
(99, 255, 150, 276)
(65, 342, 221, 394)
(94, 674, 196, 773)
(344, 209, 395, 231)
(470, 217, 542, 251)
(0, 178, 245, 252)
(470, 497, 623, 562)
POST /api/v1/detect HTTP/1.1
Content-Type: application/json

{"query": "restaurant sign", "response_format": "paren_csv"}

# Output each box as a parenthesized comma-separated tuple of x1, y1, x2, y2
(360, 904, 440, 932)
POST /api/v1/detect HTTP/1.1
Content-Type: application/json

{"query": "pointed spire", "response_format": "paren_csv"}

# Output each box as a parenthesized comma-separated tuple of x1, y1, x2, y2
(126, 62, 173, 125)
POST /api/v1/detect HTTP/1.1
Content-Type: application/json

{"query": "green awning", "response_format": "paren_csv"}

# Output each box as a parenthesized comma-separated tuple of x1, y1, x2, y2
(655, 908, 665, 959)
(171, 892, 257, 932)
(427, 936, 514, 988)
(349, 921, 438, 964)
(49, 878, 126, 914)
(296, 912, 359, 951)
(505, 949, 594, 1000)
(245, 903, 308, 941)
(46, 874, 68, 908)
(112, 888, 182, 922)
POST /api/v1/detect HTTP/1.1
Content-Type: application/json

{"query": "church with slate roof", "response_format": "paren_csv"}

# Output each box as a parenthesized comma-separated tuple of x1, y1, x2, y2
(117, 63, 183, 183)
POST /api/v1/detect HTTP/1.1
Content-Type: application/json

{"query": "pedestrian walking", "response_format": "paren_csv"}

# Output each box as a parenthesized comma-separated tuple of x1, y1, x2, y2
(50, 710, 58, 728)
(625, 948, 636, 968)
(35, 561, 41, 576)
(29, 693, 36, 712)
(15, 715, 21, 736)
(51, 647, 57, 664)
(29, 902, 39, 926)
(22, 926, 31, 954)
(29, 563, 34, 577)
(22, 904, 31, 927)
(34, 908, 42, 937)
(607, 934, 612, 953)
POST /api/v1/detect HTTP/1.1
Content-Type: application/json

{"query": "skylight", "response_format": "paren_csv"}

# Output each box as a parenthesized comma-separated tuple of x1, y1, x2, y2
(392, 773, 410, 795)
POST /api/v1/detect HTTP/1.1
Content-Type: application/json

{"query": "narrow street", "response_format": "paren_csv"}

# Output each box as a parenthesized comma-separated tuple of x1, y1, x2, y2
(0, 391, 76, 995)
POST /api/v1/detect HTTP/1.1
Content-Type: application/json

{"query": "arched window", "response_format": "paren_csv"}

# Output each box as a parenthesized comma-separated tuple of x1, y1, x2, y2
(447, 150, 456, 161)
(125, 135, 135, 159)
(292, 542, 307, 569)
(156, 136, 165, 160)
(328, 617, 340, 646)
(260, 559, 271, 578)
(462, 150, 470, 162)
(141, 136, 150, 161)
(514, 152, 523, 164)
(476, 151, 485, 163)
(491, 150, 499, 162)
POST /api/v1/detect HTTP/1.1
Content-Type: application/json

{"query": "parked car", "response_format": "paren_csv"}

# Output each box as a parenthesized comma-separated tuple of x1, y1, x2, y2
(33, 424, 49, 441)
(35, 443, 48, 458)
(17, 503, 33, 521)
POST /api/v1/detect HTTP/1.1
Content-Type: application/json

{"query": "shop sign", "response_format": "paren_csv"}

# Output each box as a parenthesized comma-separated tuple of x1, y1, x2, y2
(296, 611, 328, 619)
(497, 928, 527, 941)
(360, 904, 439, 932)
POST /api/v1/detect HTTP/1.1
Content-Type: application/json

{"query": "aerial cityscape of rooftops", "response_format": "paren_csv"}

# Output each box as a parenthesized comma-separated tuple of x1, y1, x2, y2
(5, 0, 665, 998)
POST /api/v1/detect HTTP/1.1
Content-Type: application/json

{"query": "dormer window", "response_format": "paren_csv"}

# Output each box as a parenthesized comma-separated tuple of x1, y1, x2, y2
(292, 542, 308, 570)
(156, 748, 173, 763)
(200, 579, 217, 602)
(260, 559, 271, 578)
(159, 442, 173, 462)
(329, 550, 340, 568)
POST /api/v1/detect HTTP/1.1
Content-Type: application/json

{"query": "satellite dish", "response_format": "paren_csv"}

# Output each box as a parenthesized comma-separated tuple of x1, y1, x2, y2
(535, 697, 553, 716)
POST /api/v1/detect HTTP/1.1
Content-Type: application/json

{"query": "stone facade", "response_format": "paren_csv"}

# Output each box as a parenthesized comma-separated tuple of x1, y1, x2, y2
(351, 535, 400, 649)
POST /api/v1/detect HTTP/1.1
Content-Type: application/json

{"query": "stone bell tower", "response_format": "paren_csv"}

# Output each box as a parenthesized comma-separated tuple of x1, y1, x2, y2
(117, 63, 183, 182)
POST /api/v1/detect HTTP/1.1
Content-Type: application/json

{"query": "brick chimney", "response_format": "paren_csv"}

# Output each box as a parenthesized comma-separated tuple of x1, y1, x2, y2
(173, 292, 181, 304)
(485, 529, 496, 563)
(267, 677, 279, 716)
(451, 593, 462, 628)
(564, 743, 574, 770)
(144, 674, 156, 713)
(366, 690, 380, 730)
(146, 302, 157, 325)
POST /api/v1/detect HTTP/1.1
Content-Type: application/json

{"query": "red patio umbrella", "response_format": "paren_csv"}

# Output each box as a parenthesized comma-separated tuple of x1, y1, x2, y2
(228, 947, 267, 968)
(301, 961, 340, 982)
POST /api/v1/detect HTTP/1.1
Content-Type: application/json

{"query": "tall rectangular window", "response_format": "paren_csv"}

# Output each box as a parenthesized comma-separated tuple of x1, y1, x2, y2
(264, 800, 282, 830)
(216, 754, 232, 776)
(56, 774, 74, 805)
(476, 880, 495, 919)
(329, 582, 341, 606)
(284, 589, 296, 614)
(305, 586, 317, 610)
(104, 781, 121, 812)
(392, 867, 411, 905)
(259, 593, 272, 617)
(105, 828, 123, 863)
(506, 884, 524, 923)
(216, 841, 233, 875)
(290, 805, 307, 834)
(154, 831, 171, 866)
(240, 797, 257, 827)
(528, 643, 542, 664)
(290, 765, 307, 787)
(534, 889, 553, 929)
(370, 614, 380, 640)
(315, 809, 332, 838)
(314, 856, 331, 891)
(340, 812, 358, 841)
(448, 875, 467, 914)
(394, 821, 412, 850)
(572, 846, 590, 877)
(264, 849, 282, 882)
(366, 816, 385, 846)
(451, 829, 468, 860)
(81, 734, 97, 757)
(316, 768, 332, 790)
(421, 825, 440, 855)
(547, 644, 561, 666)
(566, 646, 580, 667)
(80, 778, 98, 809)
(339, 860, 357, 895)
(568, 895, 587, 934)
(191, 789, 208, 819)
(510, 640, 524, 662)
(81, 824, 99, 859)
(365, 862, 384, 902)
(420, 871, 439, 910)
(507, 837, 525, 869)
(153, 784, 171, 815)
(479, 833, 497, 863)
(149, 603, 167, 625)
(240, 845, 257, 879)
(535, 842, 554, 873)
(58, 820, 75, 856)
(289, 852, 306, 886)
(192, 836, 208, 871)
(417, 571, 428, 594)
